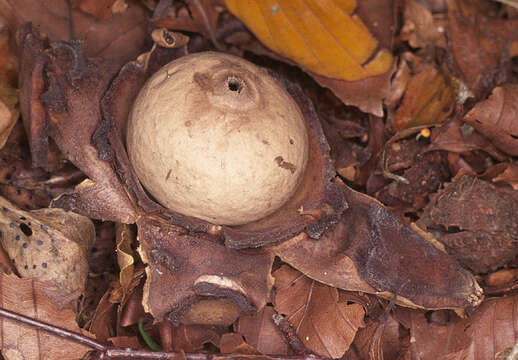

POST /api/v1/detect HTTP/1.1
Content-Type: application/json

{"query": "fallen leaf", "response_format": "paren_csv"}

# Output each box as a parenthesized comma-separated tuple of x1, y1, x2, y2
(464, 84, 518, 156)
(273, 265, 365, 359)
(0, 25, 18, 87)
(0, 195, 94, 296)
(346, 315, 408, 360)
(172, 324, 225, 352)
(219, 333, 262, 355)
(0, 273, 93, 359)
(223, 0, 395, 116)
(0, 0, 148, 65)
(237, 305, 290, 356)
(77, 0, 119, 19)
(447, 0, 518, 97)
(400, 0, 446, 48)
(115, 223, 135, 302)
(0, 75, 19, 150)
(152, 0, 223, 43)
(484, 268, 518, 288)
(418, 175, 518, 274)
(403, 295, 518, 360)
(225, 0, 393, 81)
(393, 63, 455, 131)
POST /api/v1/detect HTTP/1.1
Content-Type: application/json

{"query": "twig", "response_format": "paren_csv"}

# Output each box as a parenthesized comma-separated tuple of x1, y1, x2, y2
(272, 313, 309, 355)
(0, 307, 326, 360)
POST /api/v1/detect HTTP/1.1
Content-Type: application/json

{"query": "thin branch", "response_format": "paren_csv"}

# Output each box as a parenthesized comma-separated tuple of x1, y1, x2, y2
(0, 307, 326, 360)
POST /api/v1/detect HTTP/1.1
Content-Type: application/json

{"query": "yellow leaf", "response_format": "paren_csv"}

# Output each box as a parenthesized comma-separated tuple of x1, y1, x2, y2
(225, 0, 393, 81)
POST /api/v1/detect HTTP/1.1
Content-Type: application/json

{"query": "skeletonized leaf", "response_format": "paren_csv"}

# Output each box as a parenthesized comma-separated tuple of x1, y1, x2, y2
(0, 273, 92, 359)
(273, 265, 365, 359)
(224, 0, 393, 81)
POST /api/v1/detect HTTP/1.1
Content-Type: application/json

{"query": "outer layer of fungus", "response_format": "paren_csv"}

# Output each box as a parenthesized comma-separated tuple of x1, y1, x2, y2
(18, 24, 483, 326)
(127, 52, 309, 226)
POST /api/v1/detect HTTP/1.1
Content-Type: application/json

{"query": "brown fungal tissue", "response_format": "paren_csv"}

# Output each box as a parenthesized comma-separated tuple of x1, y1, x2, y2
(127, 52, 309, 225)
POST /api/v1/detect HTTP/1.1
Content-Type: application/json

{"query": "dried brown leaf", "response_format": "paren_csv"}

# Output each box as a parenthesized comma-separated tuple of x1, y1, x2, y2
(393, 63, 455, 131)
(464, 84, 518, 156)
(237, 305, 290, 356)
(0, 195, 94, 296)
(273, 265, 365, 359)
(447, 0, 518, 97)
(404, 295, 518, 360)
(0, 273, 93, 359)
(400, 0, 446, 48)
(78, 0, 119, 19)
(0, 0, 148, 65)
(172, 324, 224, 352)
(115, 223, 135, 302)
(219, 333, 262, 355)
(152, 0, 222, 42)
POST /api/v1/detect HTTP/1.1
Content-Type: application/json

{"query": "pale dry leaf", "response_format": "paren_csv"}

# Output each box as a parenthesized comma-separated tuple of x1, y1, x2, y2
(273, 265, 365, 359)
(115, 222, 135, 301)
(0, 273, 93, 360)
(0, 195, 94, 296)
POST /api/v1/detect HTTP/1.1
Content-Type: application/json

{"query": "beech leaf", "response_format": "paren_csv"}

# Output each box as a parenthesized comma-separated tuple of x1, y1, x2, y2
(0, 273, 93, 359)
(224, 0, 392, 81)
(464, 84, 518, 156)
(273, 265, 365, 359)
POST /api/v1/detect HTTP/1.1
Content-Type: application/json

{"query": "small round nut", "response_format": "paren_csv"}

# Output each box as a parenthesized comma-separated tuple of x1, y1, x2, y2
(127, 52, 309, 225)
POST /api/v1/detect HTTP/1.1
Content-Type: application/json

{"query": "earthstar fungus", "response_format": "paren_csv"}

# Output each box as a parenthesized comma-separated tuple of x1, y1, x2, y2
(17, 24, 482, 326)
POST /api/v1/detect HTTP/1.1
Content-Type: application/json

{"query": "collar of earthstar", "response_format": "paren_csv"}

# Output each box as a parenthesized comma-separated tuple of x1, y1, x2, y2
(17, 24, 482, 325)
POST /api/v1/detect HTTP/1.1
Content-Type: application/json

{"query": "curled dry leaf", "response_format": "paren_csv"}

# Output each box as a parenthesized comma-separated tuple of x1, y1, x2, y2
(273, 265, 365, 359)
(464, 84, 518, 156)
(418, 175, 518, 274)
(115, 222, 135, 302)
(237, 305, 290, 356)
(0, 195, 94, 296)
(0, 273, 93, 359)
(489, 163, 518, 190)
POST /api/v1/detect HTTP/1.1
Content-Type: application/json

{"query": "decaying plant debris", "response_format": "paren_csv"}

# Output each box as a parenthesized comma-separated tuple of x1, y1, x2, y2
(0, 0, 517, 359)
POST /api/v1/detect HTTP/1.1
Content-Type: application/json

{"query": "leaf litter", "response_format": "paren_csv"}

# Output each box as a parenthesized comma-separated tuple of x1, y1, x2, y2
(0, 0, 516, 359)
